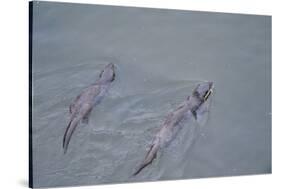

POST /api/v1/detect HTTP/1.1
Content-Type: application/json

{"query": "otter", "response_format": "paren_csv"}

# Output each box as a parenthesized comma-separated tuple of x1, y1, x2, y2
(63, 63, 115, 153)
(133, 82, 213, 175)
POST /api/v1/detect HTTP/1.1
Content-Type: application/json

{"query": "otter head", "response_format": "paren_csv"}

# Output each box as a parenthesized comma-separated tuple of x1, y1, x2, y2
(99, 63, 115, 83)
(192, 81, 213, 102)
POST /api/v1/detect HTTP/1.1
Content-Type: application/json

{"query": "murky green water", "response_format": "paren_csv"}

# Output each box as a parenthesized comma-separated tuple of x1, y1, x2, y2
(31, 1, 271, 188)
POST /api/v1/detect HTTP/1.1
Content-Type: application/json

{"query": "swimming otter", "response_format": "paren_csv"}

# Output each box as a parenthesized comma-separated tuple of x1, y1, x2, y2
(133, 82, 213, 175)
(63, 63, 115, 153)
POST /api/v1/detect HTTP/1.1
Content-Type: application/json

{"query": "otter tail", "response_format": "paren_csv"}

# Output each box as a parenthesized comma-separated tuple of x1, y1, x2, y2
(133, 140, 160, 176)
(63, 116, 81, 154)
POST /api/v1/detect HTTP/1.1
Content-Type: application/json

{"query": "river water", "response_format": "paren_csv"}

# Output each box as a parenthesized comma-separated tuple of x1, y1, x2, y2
(31, 1, 271, 188)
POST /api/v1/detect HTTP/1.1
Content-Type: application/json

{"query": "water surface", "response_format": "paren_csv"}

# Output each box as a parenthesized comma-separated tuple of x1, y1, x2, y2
(31, 2, 271, 187)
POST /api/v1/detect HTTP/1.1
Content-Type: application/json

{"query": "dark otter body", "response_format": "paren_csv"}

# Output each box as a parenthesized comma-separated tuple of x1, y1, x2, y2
(63, 63, 115, 153)
(133, 82, 213, 175)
